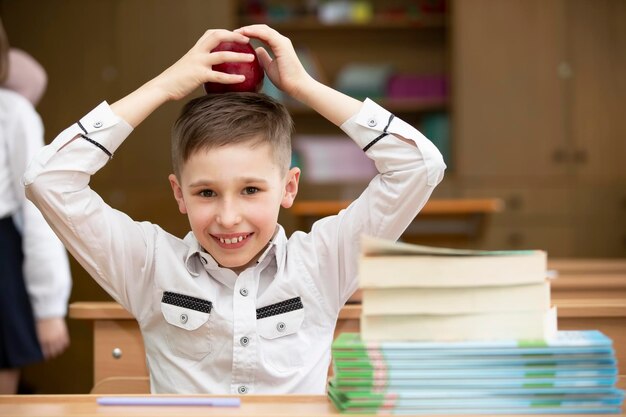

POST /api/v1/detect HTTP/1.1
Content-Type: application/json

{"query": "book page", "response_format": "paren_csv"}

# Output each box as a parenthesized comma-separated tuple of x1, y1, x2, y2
(361, 235, 540, 257)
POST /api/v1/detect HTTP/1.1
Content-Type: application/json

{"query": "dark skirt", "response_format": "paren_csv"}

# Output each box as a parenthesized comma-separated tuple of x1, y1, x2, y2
(0, 215, 43, 369)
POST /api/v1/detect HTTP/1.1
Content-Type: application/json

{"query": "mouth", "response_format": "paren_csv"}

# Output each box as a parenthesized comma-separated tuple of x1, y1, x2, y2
(211, 233, 253, 249)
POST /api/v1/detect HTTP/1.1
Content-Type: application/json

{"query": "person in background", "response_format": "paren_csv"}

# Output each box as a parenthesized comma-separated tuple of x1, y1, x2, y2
(3, 47, 48, 107)
(0, 17, 72, 394)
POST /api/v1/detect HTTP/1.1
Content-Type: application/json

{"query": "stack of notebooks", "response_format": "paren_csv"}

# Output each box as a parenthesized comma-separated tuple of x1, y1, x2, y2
(329, 331, 624, 414)
(358, 235, 556, 341)
(327, 236, 624, 414)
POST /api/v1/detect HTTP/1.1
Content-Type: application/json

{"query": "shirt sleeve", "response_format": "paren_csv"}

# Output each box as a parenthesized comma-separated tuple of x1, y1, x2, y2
(9, 96, 72, 319)
(302, 98, 446, 311)
(23, 102, 151, 313)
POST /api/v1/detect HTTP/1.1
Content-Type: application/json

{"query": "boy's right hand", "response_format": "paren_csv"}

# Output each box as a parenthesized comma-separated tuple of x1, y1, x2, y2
(153, 29, 256, 101)
(112, 29, 256, 127)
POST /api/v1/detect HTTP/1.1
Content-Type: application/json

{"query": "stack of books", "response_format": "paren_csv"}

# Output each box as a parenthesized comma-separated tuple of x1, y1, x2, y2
(326, 235, 624, 414)
(328, 331, 624, 414)
(358, 235, 556, 341)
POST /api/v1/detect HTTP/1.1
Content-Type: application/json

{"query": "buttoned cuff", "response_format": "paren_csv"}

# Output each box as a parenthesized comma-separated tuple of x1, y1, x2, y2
(76, 101, 134, 155)
(23, 102, 134, 186)
(340, 98, 446, 186)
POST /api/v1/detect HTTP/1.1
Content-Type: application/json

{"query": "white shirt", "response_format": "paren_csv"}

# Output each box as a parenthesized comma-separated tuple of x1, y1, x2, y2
(24, 98, 445, 394)
(0, 88, 71, 319)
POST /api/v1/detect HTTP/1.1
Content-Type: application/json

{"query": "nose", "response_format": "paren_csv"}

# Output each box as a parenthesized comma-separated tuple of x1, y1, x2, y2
(216, 198, 242, 228)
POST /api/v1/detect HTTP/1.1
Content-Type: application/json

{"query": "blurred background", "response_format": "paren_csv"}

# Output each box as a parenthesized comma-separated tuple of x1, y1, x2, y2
(0, 0, 624, 394)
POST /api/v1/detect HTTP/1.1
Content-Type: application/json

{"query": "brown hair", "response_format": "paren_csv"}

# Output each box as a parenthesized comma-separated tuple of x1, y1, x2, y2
(171, 92, 294, 178)
(0, 17, 9, 83)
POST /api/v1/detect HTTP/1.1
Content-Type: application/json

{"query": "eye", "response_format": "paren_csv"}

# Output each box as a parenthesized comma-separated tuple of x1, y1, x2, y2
(199, 189, 216, 198)
(242, 187, 259, 195)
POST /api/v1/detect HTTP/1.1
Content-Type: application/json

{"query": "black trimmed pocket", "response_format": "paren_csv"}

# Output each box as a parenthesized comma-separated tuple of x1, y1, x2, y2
(161, 292, 212, 360)
(257, 297, 306, 372)
(162, 291, 212, 313)
(256, 297, 302, 319)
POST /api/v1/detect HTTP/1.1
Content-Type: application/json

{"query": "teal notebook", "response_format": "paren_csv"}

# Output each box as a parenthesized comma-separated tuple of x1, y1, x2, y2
(332, 331, 614, 356)
(334, 356, 618, 370)
(328, 384, 625, 414)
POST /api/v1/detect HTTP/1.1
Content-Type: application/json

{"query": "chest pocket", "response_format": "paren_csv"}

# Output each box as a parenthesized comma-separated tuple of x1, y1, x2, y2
(257, 297, 307, 372)
(161, 291, 213, 360)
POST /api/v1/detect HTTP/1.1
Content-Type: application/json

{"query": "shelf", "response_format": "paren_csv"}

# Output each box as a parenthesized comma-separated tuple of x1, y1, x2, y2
(238, 15, 446, 31)
(287, 96, 448, 115)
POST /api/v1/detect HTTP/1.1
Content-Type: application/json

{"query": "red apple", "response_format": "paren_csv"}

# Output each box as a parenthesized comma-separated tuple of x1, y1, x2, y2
(203, 41, 265, 94)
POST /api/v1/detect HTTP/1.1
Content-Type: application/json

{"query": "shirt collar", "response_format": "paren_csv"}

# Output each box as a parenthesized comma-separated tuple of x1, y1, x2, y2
(183, 225, 288, 278)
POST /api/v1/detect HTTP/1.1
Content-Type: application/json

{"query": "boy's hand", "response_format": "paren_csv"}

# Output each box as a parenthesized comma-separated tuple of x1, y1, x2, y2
(112, 29, 256, 127)
(235, 25, 314, 101)
(154, 29, 256, 101)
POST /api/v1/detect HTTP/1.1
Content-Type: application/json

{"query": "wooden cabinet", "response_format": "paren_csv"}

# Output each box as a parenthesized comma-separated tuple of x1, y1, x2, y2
(452, 0, 626, 183)
(451, 0, 626, 256)
(452, 0, 568, 181)
(566, 0, 626, 184)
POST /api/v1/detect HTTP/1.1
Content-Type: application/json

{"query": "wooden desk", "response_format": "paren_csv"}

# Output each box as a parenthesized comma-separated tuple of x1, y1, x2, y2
(0, 395, 339, 417)
(0, 394, 623, 417)
(71, 296, 626, 393)
(290, 198, 504, 242)
(69, 302, 361, 392)
(71, 255, 626, 393)
(550, 259, 626, 299)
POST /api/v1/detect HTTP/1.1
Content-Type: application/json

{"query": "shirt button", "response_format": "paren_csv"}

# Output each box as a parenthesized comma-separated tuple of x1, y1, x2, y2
(367, 118, 377, 127)
(276, 322, 286, 332)
(239, 288, 249, 297)
(180, 313, 188, 324)
(201, 257, 207, 264)
(240, 336, 249, 347)
(238, 385, 248, 394)
(93, 121, 103, 128)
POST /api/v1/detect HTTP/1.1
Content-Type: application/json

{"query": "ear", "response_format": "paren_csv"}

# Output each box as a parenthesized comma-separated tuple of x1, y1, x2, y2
(168, 173, 188, 214)
(281, 167, 300, 209)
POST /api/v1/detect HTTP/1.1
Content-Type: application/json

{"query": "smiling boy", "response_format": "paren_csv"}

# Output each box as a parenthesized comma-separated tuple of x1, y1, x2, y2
(168, 93, 298, 275)
(24, 25, 445, 394)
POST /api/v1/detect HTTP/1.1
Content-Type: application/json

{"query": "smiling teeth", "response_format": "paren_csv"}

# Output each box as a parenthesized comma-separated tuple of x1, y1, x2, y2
(220, 236, 246, 244)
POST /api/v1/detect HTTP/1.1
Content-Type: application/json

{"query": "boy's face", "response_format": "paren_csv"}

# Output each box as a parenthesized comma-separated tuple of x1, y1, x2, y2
(169, 140, 300, 274)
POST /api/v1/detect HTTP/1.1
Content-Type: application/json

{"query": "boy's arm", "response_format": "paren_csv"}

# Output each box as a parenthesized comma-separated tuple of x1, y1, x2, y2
(237, 25, 445, 309)
(24, 29, 257, 315)
(236, 24, 416, 148)
(236, 25, 362, 128)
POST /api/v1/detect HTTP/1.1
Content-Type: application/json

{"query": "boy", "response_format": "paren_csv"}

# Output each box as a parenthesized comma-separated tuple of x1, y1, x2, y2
(24, 25, 445, 394)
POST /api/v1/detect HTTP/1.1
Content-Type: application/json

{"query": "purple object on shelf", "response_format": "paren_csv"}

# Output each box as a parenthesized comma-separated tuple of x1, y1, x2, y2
(386, 74, 448, 99)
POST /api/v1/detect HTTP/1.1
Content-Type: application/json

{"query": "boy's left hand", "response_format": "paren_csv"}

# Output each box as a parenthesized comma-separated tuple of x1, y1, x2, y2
(235, 25, 314, 101)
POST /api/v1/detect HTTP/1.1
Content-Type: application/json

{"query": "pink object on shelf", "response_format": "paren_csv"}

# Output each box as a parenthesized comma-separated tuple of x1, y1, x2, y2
(386, 74, 448, 99)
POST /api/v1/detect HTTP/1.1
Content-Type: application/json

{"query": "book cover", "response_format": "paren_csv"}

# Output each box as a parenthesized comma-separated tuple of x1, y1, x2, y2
(359, 235, 547, 288)
(334, 356, 618, 371)
(360, 306, 557, 341)
(361, 281, 551, 315)
(328, 384, 625, 414)
(334, 365, 617, 380)
(333, 330, 613, 351)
